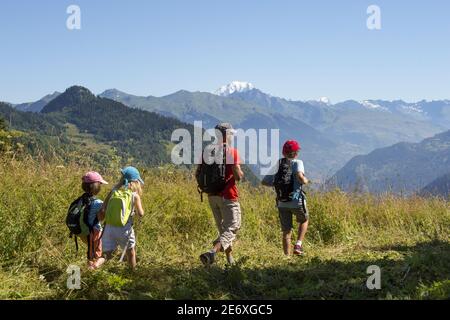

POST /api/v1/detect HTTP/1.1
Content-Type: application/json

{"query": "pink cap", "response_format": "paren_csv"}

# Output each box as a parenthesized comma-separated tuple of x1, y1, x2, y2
(82, 171, 108, 185)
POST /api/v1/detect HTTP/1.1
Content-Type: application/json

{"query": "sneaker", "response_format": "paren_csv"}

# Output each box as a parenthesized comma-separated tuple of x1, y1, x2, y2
(293, 244, 304, 256)
(200, 251, 215, 266)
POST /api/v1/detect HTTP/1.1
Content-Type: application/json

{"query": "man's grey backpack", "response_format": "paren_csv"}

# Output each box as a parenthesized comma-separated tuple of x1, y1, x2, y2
(196, 144, 228, 201)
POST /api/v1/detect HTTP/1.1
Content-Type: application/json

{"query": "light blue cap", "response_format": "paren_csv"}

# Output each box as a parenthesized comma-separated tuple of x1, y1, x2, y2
(121, 166, 144, 187)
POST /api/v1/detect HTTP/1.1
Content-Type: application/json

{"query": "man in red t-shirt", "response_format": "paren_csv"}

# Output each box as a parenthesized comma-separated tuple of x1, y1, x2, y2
(199, 123, 244, 266)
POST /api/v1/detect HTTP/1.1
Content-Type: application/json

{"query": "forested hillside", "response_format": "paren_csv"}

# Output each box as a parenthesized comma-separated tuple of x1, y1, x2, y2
(0, 88, 259, 184)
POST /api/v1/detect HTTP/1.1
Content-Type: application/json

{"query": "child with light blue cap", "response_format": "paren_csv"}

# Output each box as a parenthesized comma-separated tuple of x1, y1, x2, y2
(99, 166, 145, 269)
(121, 166, 145, 187)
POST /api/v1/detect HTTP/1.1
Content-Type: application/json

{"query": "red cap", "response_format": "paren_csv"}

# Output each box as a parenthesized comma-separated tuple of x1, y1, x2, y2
(282, 140, 301, 155)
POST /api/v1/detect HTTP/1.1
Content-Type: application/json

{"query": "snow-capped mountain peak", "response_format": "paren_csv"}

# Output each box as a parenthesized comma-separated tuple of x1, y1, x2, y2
(215, 81, 255, 96)
(400, 104, 425, 114)
(361, 100, 390, 112)
(318, 97, 331, 105)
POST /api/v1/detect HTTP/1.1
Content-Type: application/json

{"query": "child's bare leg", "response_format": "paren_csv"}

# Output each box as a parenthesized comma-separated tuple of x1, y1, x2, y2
(213, 241, 222, 253)
(127, 247, 137, 269)
(225, 246, 234, 264)
(297, 220, 309, 242)
(282, 231, 292, 255)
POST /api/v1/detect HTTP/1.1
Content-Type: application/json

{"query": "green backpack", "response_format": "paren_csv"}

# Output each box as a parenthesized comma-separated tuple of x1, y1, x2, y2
(105, 189, 135, 227)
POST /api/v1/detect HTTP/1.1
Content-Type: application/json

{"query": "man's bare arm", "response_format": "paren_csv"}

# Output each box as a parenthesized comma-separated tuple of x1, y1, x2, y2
(232, 164, 244, 182)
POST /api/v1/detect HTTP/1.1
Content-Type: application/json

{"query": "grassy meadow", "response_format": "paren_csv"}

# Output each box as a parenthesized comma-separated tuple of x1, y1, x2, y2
(0, 157, 449, 300)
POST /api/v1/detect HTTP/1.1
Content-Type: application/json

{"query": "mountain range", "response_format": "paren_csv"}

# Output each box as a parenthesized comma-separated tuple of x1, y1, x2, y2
(99, 83, 448, 180)
(0, 86, 259, 184)
(4, 82, 449, 185)
(1, 86, 193, 167)
(13, 92, 61, 113)
(331, 130, 450, 194)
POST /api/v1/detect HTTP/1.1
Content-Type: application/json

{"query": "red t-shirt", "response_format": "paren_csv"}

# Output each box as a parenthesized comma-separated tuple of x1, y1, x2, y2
(221, 147, 241, 201)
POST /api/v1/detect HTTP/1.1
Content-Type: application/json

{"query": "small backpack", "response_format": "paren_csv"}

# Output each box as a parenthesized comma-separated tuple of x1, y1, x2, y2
(104, 189, 135, 227)
(196, 144, 227, 201)
(273, 158, 294, 202)
(66, 193, 95, 250)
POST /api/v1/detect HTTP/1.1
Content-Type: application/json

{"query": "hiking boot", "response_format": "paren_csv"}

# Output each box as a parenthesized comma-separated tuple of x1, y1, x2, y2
(293, 244, 304, 256)
(200, 251, 215, 266)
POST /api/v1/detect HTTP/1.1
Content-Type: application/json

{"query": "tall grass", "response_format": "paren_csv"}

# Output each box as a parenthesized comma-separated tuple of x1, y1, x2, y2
(0, 157, 448, 299)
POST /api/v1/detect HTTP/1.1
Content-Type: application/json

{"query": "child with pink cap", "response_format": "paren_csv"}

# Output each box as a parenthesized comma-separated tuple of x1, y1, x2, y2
(79, 171, 109, 270)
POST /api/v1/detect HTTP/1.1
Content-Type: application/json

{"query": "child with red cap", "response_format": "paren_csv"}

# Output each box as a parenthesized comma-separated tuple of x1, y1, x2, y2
(262, 140, 310, 256)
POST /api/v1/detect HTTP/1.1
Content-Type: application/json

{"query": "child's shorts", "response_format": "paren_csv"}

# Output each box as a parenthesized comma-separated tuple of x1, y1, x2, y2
(102, 223, 136, 253)
(86, 228, 103, 260)
(278, 206, 309, 232)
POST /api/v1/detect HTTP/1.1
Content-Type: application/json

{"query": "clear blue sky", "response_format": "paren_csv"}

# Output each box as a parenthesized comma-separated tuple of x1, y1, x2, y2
(1, 0, 449, 103)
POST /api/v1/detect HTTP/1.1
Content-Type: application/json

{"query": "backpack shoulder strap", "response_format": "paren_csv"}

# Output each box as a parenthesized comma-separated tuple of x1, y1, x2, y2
(121, 189, 136, 225)
(81, 193, 94, 232)
(91, 196, 101, 229)
(222, 143, 227, 165)
(197, 186, 203, 202)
